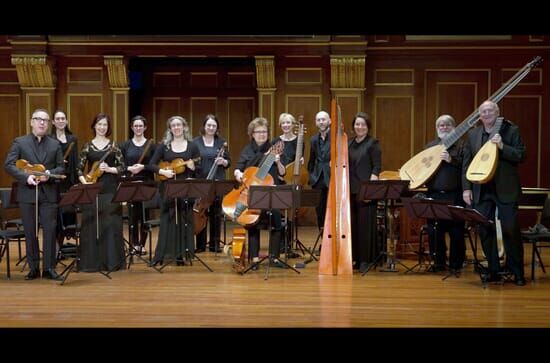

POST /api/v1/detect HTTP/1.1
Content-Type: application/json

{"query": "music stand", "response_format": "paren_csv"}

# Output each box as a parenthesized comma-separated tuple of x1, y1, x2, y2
(211, 180, 239, 256)
(359, 180, 410, 275)
(448, 205, 493, 287)
(110, 181, 161, 273)
(241, 185, 301, 280)
(57, 183, 110, 285)
(401, 197, 454, 276)
(294, 188, 322, 264)
(163, 179, 214, 272)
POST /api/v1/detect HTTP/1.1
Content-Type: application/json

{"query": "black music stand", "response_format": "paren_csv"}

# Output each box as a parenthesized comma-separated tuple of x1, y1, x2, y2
(162, 179, 214, 272)
(211, 180, 239, 256)
(292, 188, 322, 264)
(57, 183, 110, 285)
(241, 185, 301, 280)
(110, 181, 161, 273)
(448, 205, 494, 287)
(359, 180, 410, 275)
(401, 197, 453, 277)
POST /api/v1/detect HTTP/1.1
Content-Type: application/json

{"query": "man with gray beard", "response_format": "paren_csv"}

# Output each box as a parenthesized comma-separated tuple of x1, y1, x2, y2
(422, 114, 466, 273)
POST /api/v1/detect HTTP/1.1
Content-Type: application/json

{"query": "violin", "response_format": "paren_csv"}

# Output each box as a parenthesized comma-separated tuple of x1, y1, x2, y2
(158, 157, 201, 180)
(15, 159, 66, 180)
(85, 144, 116, 183)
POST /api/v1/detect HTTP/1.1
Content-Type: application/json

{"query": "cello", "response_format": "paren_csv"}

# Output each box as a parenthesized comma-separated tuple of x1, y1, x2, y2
(222, 141, 283, 227)
(318, 100, 353, 275)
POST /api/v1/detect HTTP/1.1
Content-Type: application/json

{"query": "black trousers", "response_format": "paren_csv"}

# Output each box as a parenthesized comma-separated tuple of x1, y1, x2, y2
(426, 190, 466, 270)
(20, 200, 58, 271)
(474, 192, 524, 278)
(246, 209, 282, 259)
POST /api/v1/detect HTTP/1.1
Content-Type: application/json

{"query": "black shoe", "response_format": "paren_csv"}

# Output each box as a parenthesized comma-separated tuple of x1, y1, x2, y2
(25, 269, 40, 280)
(514, 277, 526, 286)
(359, 262, 369, 274)
(42, 269, 63, 281)
(270, 260, 286, 269)
(194, 248, 205, 253)
(149, 259, 162, 267)
(176, 257, 185, 266)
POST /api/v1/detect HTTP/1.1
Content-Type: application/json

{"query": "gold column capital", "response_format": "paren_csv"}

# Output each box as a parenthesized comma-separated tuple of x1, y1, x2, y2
(330, 56, 365, 89)
(11, 54, 56, 88)
(255, 56, 276, 90)
(104, 55, 129, 89)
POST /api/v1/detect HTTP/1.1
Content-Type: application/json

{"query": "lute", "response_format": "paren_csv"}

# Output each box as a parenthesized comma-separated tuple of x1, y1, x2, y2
(399, 56, 542, 189)
(465, 117, 504, 183)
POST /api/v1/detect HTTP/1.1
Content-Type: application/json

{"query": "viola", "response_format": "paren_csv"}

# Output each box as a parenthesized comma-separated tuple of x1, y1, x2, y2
(158, 157, 201, 180)
(15, 159, 66, 180)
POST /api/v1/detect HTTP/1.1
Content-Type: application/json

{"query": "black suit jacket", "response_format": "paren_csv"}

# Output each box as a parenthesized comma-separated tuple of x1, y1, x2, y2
(4, 134, 65, 203)
(462, 120, 525, 204)
(307, 132, 331, 188)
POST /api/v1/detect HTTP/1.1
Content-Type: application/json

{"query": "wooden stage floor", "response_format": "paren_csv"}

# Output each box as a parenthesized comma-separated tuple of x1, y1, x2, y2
(1, 226, 550, 328)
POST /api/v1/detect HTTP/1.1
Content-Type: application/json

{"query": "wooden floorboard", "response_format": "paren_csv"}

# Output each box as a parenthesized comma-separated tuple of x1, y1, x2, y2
(1, 226, 550, 327)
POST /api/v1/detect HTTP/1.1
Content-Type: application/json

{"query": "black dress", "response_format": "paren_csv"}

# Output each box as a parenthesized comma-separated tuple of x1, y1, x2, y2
(76, 141, 126, 272)
(119, 138, 157, 248)
(52, 133, 78, 246)
(148, 142, 201, 263)
(192, 136, 231, 252)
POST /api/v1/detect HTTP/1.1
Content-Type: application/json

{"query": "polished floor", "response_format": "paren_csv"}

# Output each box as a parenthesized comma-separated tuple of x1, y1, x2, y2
(1, 226, 550, 328)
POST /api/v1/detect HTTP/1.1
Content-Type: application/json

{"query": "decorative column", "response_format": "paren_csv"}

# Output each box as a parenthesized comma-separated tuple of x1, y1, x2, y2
(11, 55, 56, 132)
(104, 55, 129, 142)
(330, 56, 366, 123)
(255, 56, 276, 132)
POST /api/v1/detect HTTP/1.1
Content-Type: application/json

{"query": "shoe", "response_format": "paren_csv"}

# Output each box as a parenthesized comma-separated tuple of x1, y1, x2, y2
(42, 269, 63, 281)
(359, 262, 369, 274)
(149, 259, 162, 267)
(514, 277, 526, 286)
(24, 269, 40, 280)
(194, 247, 205, 253)
(270, 260, 286, 269)
(133, 246, 146, 256)
(176, 257, 185, 266)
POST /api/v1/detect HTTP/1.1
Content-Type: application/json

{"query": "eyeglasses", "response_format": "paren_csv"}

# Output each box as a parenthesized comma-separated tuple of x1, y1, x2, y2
(32, 117, 49, 123)
(253, 130, 268, 134)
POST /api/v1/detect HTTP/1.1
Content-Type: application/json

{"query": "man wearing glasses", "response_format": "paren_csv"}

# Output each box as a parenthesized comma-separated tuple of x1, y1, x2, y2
(4, 109, 65, 281)
(423, 115, 466, 274)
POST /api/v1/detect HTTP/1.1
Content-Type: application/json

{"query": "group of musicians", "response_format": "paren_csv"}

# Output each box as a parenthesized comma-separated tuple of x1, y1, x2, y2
(3, 101, 526, 285)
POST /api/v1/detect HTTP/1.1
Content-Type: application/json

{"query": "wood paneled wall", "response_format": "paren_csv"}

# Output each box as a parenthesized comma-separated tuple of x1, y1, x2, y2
(1, 36, 549, 194)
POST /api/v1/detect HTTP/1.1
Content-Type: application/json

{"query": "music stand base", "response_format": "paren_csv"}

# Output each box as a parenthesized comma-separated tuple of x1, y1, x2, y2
(242, 255, 300, 280)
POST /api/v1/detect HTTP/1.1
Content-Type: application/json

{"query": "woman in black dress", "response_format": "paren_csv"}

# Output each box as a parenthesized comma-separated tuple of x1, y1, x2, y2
(193, 114, 230, 253)
(76, 113, 126, 272)
(119, 115, 156, 255)
(50, 110, 78, 251)
(148, 116, 200, 266)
